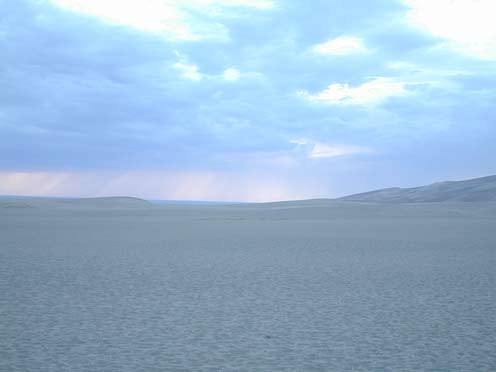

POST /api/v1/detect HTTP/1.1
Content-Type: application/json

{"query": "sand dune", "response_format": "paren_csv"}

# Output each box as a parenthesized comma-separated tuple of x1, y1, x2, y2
(0, 196, 151, 210)
(3, 195, 496, 219)
(3, 175, 495, 210)
(340, 174, 496, 202)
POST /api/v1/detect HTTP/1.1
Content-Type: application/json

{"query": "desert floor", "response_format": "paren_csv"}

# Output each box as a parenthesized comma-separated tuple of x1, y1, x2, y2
(1, 198, 495, 371)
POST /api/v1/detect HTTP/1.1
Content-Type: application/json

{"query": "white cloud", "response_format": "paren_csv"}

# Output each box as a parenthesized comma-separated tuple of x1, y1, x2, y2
(49, 0, 274, 40)
(193, 0, 275, 9)
(172, 51, 204, 80)
(312, 36, 368, 56)
(404, 0, 496, 60)
(174, 62, 203, 80)
(50, 0, 195, 39)
(310, 143, 371, 158)
(291, 139, 372, 159)
(298, 77, 408, 105)
(223, 67, 241, 81)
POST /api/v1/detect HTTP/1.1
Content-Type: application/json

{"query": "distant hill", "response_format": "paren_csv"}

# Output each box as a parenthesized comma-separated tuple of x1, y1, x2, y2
(340, 175, 496, 202)
(0, 196, 151, 209)
(2, 175, 496, 208)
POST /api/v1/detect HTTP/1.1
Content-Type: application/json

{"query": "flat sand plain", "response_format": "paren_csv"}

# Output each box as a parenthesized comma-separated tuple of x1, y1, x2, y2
(1, 197, 495, 371)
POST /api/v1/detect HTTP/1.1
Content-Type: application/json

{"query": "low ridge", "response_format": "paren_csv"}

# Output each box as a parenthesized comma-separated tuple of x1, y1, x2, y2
(0, 196, 151, 209)
(340, 175, 496, 202)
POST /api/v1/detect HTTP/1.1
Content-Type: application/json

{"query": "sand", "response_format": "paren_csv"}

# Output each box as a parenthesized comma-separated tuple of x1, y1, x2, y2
(1, 197, 495, 371)
(340, 174, 496, 202)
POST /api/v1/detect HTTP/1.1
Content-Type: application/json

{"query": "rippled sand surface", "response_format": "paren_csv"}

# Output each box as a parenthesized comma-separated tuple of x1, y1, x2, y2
(1, 199, 495, 371)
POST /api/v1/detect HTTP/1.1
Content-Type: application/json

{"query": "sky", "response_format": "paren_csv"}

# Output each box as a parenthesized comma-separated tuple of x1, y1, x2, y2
(1, 0, 495, 201)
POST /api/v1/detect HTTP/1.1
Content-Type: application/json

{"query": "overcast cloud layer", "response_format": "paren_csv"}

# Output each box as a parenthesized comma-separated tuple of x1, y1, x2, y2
(1, 0, 495, 201)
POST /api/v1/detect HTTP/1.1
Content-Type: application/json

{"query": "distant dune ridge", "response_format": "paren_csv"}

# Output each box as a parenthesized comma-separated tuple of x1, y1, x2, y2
(0, 196, 151, 209)
(339, 175, 496, 203)
(1, 175, 496, 208)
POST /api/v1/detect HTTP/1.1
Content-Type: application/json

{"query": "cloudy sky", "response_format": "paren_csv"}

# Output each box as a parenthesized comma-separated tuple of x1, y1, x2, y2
(1, 0, 495, 201)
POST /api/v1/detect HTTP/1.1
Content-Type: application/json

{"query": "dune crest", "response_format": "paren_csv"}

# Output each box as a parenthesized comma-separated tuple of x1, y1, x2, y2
(0, 196, 151, 209)
(339, 175, 496, 203)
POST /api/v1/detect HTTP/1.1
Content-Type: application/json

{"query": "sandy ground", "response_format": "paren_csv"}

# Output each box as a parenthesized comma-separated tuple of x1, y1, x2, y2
(1, 197, 495, 371)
